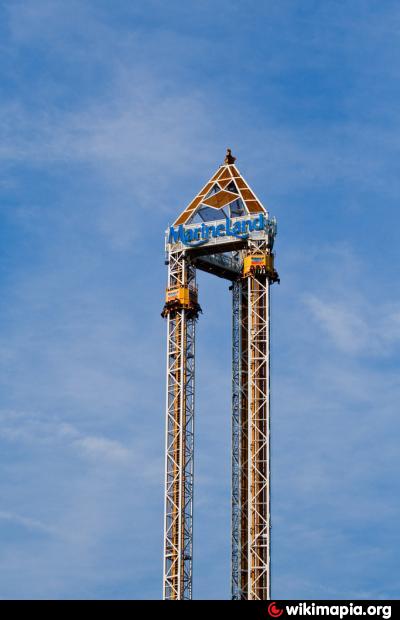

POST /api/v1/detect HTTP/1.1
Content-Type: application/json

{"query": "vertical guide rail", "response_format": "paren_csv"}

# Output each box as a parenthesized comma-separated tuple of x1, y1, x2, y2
(183, 309, 196, 598)
(247, 267, 271, 600)
(163, 250, 196, 600)
(240, 280, 249, 598)
(231, 280, 242, 600)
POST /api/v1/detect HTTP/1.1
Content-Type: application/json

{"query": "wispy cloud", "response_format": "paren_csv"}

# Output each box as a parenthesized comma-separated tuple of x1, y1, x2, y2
(305, 294, 400, 356)
(0, 510, 60, 537)
(1, 0, 400, 601)
(73, 436, 131, 463)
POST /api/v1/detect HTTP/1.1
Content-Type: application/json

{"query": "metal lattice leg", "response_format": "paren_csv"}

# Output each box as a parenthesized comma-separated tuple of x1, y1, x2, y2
(247, 273, 271, 600)
(232, 280, 241, 600)
(240, 280, 249, 598)
(163, 255, 197, 600)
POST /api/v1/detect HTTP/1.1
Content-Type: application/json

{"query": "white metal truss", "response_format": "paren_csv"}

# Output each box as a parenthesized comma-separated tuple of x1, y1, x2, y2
(239, 278, 250, 598)
(231, 279, 241, 600)
(232, 259, 272, 601)
(245, 248, 271, 600)
(163, 251, 196, 600)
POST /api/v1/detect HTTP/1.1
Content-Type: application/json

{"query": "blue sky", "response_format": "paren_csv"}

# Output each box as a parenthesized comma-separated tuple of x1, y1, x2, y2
(0, 0, 399, 600)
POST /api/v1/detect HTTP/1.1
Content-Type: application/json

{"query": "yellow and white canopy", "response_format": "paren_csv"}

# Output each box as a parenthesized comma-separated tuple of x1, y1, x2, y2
(173, 150, 268, 227)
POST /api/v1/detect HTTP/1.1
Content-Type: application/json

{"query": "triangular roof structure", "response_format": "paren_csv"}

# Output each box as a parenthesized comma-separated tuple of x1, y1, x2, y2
(173, 149, 267, 226)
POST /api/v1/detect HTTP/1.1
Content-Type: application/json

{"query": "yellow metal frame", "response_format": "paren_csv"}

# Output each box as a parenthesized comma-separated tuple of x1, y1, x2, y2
(243, 253, 275, 278)
(165, 285, 198, 308)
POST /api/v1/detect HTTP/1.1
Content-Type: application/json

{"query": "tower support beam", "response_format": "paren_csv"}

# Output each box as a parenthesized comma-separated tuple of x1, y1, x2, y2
(163, 252, 198, 600)
(231, 279, 242, 600)
(246, 271, 270, 599)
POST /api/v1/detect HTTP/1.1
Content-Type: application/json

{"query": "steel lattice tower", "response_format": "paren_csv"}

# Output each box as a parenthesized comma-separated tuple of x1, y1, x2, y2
(162, 150, 279, 600)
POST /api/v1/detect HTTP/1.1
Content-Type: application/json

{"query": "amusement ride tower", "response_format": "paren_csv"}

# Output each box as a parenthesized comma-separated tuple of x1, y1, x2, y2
(161, 150, 279, 600)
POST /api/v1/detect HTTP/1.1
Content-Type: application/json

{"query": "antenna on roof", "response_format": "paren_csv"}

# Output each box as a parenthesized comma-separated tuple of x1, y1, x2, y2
(224, 148, 236, 164)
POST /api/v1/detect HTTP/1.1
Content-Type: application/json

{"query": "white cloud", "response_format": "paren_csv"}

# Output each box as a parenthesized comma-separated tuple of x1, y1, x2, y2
(73, 436, 130, 463)
(306, 295, 368, 354)
(305, 294, 400, 356)
(0, 409, 132, 465)
(0, 510, 59, 537)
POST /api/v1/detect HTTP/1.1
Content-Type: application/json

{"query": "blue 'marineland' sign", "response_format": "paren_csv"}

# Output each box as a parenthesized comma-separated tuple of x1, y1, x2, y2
(168, 214, 266, 247)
